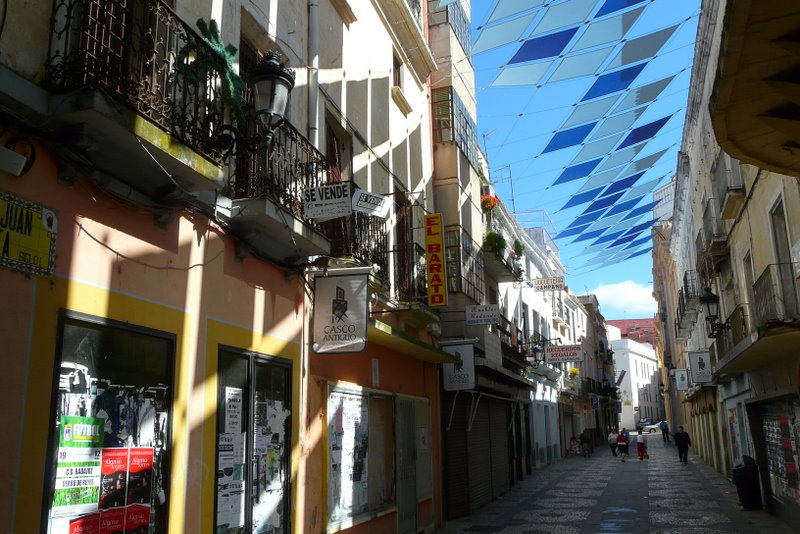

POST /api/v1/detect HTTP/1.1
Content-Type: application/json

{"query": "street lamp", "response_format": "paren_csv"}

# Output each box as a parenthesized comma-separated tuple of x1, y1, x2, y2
(216, 51, 296, 159)
(699, 286, 729, 338)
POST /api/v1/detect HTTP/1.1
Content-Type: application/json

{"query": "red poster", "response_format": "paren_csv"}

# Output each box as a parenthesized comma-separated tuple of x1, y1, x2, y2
(69, 513, 100, 534)
(100, 449, 128, 509)
(124, 504, 151, 534)
(127, 448, 154, 504)
(98, 507, 126, 534)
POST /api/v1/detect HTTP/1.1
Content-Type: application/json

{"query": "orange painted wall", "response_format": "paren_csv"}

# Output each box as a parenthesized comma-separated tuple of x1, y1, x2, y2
(2, 134, 304, 533)
(307, 342, 443, 533)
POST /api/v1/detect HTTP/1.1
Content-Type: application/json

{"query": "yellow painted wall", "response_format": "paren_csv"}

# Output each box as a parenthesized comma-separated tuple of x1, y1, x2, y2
(4, 135, 305, 533)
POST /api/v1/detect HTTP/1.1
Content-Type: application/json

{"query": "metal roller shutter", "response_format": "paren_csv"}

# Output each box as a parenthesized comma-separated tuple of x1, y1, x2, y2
(489, 399, 510, 498)
(468, 397, 492, 511)
(443, 392, 469, 519)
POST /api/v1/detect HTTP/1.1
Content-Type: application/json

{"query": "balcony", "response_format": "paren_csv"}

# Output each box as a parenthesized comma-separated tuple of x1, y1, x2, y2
(330, 211, 390, 287)
(496, 317, 527, 375)
(220, 120, 334, 261)
(482, 232, 522, 284)
(710, 2, 800, 176)
(676, 272, 701, 331)
(700, 199, 729, 267)
(710, 303, 753, 367)
(46, 0, 228, 194)
(712, 156, 746, 220)
(753, 263, 800, 328)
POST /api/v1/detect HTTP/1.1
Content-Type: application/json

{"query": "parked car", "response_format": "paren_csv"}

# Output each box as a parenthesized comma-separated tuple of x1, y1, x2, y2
(642, 421, 667, 433)
(636, 417, 655, 431)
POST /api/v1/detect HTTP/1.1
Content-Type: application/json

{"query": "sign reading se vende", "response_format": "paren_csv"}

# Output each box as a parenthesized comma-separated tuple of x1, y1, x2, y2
(303, 182, 351, 219)
(545, 344, 583, 363)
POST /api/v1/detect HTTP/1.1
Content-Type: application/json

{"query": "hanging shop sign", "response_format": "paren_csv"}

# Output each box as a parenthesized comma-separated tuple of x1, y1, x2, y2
(441, 343, 475, 391)
(533, 276, 564, 291)
(0, 190, 57, 276)
(688, 350, 712, 383)
(675, 369, 689, 390)
(615, 369, 626, 386)
(303, 182, 352, 219)
(545, 344, 582, 363)
(424, 213, 447, 307)
(351, 188, 390, 218)
(465, 304, 500, 325)
(312, 273, 369, 353)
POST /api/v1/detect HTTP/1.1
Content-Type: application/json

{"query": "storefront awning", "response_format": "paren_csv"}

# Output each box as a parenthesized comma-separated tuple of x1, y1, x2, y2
(368, 319, 457, 364)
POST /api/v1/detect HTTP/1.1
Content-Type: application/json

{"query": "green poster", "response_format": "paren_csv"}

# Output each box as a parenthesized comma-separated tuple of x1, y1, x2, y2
(51, 415, 104, 518)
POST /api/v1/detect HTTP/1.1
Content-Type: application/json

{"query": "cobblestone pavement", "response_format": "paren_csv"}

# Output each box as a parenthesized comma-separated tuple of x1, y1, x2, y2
(435, 434, 794, 533)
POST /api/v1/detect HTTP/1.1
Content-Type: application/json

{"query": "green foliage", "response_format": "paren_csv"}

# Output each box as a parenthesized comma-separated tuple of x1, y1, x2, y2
(484, 231, 507, 256)
(186, 19, 246, 123)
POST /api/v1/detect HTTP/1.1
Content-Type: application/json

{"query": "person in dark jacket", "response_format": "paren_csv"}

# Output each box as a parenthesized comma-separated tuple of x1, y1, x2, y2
(674, 426, 692, 463)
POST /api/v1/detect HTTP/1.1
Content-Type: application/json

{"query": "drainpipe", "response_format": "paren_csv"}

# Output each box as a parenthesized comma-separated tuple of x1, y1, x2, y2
(308, 0, 320, 147)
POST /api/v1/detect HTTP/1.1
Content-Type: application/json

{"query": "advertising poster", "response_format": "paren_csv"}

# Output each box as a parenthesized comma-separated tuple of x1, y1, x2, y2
(99, 449, 129, 510)
(225, 387, 243, 433)
(126, 448, 154, 504)
(441, 344, 475, 391)
(52, 416, 104, 519)
(98, 507, 126, 534)
(68, 514, 100, 534)
(125, 504, 151, 533)
(327, 389, 369, 523)
(312, 274, 369, 353)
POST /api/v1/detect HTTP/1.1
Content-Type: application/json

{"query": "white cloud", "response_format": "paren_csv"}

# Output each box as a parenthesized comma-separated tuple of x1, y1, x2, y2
(590, 280, 657, 318)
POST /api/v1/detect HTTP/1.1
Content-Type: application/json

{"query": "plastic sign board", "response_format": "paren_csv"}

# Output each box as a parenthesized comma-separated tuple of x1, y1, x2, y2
(0, 191, 57, 276)
(675, 369, 689, 390)
(465, 304, 500, 325)
(442, 344, 475, 391)
(303, 182, 352, 219)
(351, 188, 390, 218)
(424, 213, 447, 307)
(312, 274, 369, 353)
(689, 351, 712, 383)
(533, 276, 565, 291)
(545, 344, 582, 363)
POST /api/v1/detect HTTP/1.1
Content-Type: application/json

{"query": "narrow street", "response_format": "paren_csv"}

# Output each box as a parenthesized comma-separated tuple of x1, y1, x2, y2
(436, 433, 793, 534)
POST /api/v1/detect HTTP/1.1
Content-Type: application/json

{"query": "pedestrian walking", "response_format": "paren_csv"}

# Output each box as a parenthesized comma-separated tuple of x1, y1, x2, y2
(607, 430, 618, 456)
(616, 429, 629, 462)
(674, 425, 692, 464)
(635, 433, 647, 460)
(659, 420, 670, 443)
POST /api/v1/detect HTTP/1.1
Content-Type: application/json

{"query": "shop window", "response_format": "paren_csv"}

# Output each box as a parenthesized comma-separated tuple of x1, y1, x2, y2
(45, 312, 174, 534)
(326, 386, 432, 530)
(215, 347, 292, 534)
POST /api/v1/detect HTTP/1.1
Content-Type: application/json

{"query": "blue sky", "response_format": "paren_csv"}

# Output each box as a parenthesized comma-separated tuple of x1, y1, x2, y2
(469, 0, 700, 319)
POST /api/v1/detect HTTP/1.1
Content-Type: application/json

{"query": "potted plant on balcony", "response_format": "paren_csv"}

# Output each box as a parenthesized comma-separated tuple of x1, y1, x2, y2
(484, 231, 507, 258)
(481, 194, 500, 213)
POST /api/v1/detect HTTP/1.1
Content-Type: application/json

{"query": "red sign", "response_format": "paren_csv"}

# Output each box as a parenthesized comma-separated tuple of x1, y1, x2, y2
(424, 214, 447, 307)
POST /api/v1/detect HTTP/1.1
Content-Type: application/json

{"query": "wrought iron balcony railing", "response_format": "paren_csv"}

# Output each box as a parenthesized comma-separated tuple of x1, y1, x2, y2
(396, 241, 427, 303)
(330, 211, 389, 286)
(47, 0, 228, 165)
(753, 262, 800, 327)
(231, 120, 331, 234)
